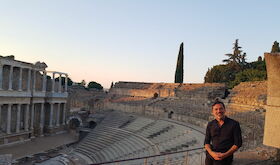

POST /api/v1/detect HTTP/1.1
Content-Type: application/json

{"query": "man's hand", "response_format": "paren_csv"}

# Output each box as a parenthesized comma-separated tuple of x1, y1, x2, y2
(209, 151, 223, 160)
(205, 144, 223, 160)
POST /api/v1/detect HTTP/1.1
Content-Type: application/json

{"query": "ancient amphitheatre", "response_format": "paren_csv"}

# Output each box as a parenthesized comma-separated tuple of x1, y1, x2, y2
(0, 52, 280, 165)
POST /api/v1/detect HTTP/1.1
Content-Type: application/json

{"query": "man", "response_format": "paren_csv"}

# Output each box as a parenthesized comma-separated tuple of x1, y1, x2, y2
(204, 100, 242, 165)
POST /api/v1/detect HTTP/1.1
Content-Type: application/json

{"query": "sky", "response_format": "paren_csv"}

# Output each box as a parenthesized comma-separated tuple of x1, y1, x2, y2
(0, 1, 279, 88)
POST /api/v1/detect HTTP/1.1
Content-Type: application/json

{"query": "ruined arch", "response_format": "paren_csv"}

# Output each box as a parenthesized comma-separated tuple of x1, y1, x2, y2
(67, 116, 83, 129)
(86, 118, 98, 129)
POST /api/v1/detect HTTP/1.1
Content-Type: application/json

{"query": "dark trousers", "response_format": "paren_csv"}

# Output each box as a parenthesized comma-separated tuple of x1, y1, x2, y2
(205, 152, 233, 165)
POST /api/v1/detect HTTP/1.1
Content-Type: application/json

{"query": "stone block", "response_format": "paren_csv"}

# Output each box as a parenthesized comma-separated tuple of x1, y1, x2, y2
(265, 53, 280, 107)
(263, 106, 280, 148)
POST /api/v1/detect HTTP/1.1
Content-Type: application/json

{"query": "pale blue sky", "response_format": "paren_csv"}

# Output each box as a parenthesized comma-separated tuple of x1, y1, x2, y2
(0, 1, 279, 88)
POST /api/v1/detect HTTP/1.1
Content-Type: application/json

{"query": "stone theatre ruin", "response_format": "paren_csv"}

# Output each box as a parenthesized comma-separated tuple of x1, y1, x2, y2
(0, 55, 68, 146)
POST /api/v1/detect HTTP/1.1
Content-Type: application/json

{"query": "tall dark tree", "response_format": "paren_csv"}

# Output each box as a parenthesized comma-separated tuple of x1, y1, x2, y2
(175, 42, 184, 83)
(223, 39, 247, 68)
(110, 82, 114, 89)
(271, 41, 280, 53)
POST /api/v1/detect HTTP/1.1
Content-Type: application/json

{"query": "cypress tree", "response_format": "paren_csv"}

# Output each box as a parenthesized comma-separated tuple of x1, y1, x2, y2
(175, 42, 184, 83)
(271, 41, 280, 53)
(110, 82, 114, 88)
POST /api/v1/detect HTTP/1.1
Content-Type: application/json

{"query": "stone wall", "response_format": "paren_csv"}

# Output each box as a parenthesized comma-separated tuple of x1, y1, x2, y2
(111, 81, 226, 100)
(67, 86, 107, 113)
(227, 81, 267, 111)
(104, 102, 208, 128)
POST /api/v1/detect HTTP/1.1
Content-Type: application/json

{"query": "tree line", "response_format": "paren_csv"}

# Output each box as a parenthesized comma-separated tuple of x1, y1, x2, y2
(204, 40, 280, 88)
(54, 77, 104, 90)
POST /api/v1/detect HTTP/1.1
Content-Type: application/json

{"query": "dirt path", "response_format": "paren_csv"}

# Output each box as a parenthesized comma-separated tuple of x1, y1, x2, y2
(0, 133, 77, 160)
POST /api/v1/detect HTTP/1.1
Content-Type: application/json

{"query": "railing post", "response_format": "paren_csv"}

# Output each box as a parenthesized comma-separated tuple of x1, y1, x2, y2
(144, 158, 148, 165)
(200, 151, 203, 165)
(184, 152, 188, 165)
(164, 155, 170, 165)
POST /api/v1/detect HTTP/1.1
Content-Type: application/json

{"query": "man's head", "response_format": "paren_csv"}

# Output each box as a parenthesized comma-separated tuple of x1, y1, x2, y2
(211, 100, 226, 120)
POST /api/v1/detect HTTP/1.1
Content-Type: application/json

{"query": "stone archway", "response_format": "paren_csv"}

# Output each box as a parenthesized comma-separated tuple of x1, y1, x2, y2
(68, 118, 80, 129)
(168, 111, 174, 119)
(88, 121, 97, 129)
(67, 116, 83, 129)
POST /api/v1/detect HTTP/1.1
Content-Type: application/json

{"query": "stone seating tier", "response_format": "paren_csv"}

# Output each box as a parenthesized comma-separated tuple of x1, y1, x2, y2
(69, 111, 203, 164)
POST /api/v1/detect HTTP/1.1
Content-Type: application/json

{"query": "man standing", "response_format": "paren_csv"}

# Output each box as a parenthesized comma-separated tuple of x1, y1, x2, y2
(204, 101, 242, 165)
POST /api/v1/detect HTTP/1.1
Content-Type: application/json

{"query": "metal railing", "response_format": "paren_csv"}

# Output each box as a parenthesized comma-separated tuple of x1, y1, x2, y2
(91, 147, 205, 165)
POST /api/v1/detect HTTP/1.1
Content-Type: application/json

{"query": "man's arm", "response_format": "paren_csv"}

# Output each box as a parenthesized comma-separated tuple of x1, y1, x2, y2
(204, 123, 223, 161)
(219, 145, 239, 159)
(205, 144, 223, 160)
(220, 122, 242, 159)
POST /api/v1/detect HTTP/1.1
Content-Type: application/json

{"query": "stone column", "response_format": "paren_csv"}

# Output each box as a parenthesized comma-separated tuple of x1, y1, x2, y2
(30, 104, 34, 130)
(62, 103, 66, 125)
(56, 103, 60, 127)
(6, 104, 12, 134)
(42, 71, 47, 92)
(49, 103, 53, 128)
(24, 104, 30, 131)
(8, 65, 13, 90)
(0, 65, 3, 90)
(18, 67, 23, 91)
(58, 74, 62, 93)
(27, 69, 31, 92)
(52, 73, 55, 93)
(33, 70, 36, 92)
(40, 103, 45, 134)
(65, 74, 68, 92)
(16, 104, 21, 133)
(263, 53, 280, 149)
(0, 105, 2, 129)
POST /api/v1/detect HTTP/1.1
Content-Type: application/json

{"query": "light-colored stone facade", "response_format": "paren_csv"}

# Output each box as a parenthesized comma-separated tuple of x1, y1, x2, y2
(263, 53, 280, 149)
(0, 56, 68, 147)
(110, 81, 225, 99)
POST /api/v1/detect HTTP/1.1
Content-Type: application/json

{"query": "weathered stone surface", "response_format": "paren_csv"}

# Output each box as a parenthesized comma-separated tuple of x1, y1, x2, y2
(104, 80, 272, 151)
(263, 53, 280, 149)
(67, 86, 107, 113)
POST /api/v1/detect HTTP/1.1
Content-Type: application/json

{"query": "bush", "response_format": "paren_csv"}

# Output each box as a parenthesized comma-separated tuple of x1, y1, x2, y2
(229, 69, 267, 88)
(87, 81, 103, 90)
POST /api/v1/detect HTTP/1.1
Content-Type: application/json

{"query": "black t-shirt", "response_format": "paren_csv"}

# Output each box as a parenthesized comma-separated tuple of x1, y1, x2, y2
(204, 116, 242, 153)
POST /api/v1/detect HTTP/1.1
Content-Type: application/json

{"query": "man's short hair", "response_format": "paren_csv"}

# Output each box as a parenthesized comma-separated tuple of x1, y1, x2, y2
(211, 100, 225, 109)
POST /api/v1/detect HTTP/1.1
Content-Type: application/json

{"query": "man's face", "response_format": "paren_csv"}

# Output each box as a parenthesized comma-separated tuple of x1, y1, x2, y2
(212, 103, 226, 120)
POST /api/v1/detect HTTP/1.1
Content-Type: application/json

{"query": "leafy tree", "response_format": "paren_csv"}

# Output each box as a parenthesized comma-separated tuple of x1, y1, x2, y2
(229, 69, 267, 88)
(271, 41, 280, 53)
(204, 40, 267, 88)
(223, 39, 247, 68)
(204, 64, 239, 84)
(87, 81, 103, 90)
(249, 60, 266, 71)
(175, 42, 184, 83)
